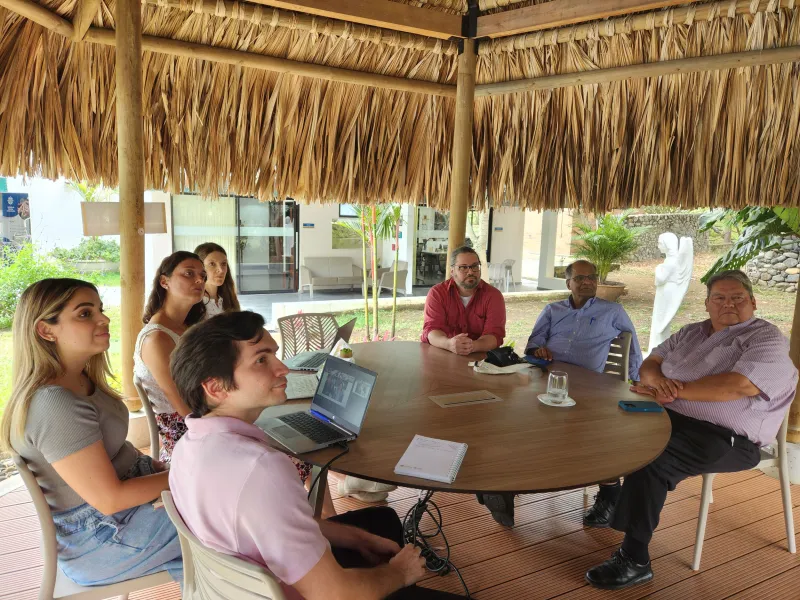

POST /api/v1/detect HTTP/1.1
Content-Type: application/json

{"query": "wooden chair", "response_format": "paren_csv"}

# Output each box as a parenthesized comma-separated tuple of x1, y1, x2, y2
(161, 492, 286, 600)
(603, 332, 632, 382)
(133, 374, 160, 460)
(11, 453, 173, 600)
(277, 313, 340, 360)
(692, 411, 796, 570)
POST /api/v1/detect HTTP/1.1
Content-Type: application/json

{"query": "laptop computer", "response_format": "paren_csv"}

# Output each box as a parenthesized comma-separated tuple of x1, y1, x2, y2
(260, 356, 378, 454)
(282, 317, 357, 372)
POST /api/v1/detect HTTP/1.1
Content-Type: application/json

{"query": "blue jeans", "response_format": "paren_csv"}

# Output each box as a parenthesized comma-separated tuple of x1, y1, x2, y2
(51, 455, 183, 586)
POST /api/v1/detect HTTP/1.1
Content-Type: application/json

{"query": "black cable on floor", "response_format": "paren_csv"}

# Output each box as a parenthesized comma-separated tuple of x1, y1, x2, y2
(402, 490, 471, 599)
(306, 442, 350, 501)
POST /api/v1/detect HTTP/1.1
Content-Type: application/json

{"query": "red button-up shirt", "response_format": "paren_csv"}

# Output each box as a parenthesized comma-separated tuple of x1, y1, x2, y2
(421, 278, 506, 346)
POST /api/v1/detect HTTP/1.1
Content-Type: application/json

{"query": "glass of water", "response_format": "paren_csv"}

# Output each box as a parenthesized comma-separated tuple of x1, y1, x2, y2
(547, 371, 569, 403)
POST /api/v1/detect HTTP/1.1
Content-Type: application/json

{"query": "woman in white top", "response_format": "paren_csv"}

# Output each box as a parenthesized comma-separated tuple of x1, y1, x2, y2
(134, 251, 206, 461)
(194, 242, 240, 319)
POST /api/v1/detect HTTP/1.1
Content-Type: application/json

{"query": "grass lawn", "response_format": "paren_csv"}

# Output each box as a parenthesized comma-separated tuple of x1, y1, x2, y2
(0, 254, 796, 418)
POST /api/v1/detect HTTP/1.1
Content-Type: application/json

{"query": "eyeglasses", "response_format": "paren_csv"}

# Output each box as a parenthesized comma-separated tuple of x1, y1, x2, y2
(568, 274, 598, 284)
(708, 295, 750, 306)
(454, 263, 481, 274)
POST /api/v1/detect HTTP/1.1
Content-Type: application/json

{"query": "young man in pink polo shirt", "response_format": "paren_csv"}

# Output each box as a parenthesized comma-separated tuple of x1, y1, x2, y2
(168, 310, 467, 600)
(421, 245, 506, 356)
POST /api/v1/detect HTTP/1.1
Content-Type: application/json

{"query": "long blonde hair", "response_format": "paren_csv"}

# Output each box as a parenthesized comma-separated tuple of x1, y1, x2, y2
(0, 278, 121, 451)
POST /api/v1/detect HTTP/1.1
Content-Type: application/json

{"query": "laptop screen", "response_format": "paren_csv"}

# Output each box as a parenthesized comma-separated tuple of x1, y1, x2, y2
(311, 356, 377, 435)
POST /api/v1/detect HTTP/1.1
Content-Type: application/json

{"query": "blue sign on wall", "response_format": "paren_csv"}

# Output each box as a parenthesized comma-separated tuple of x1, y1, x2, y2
(1, 193, 28, 217)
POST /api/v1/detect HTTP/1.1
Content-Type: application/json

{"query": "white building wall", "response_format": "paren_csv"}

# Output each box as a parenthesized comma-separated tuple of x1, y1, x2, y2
(489, 207, 525, 283)
(5, 176, 84, 251)
(144, 191, 173, 290)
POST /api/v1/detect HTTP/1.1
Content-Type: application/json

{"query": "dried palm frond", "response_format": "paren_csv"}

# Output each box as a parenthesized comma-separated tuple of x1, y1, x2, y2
(474, 5, 800, 210)
(1, 0, 800, 212)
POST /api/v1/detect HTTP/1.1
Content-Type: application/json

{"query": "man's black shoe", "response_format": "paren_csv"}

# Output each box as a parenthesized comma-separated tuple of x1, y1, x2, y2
(585, 549, 653, 590)
(583, 494, 616, 528)
(477, 493, 515, 527)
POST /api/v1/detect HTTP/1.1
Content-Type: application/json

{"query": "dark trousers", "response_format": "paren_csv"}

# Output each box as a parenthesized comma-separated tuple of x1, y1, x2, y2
(610, 409, 761, 547)
(329, 506, 467, 599)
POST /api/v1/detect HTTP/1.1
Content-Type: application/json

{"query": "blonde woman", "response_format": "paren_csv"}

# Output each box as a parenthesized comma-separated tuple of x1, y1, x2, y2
(134, 251, 206, 461)
(0, 279, 182, 586)
(194, 242, 241, 318)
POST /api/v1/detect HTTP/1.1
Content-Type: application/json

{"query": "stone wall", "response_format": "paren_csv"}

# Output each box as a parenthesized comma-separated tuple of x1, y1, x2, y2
(745, 236, 800, 293)
(624, 213, 710, 261)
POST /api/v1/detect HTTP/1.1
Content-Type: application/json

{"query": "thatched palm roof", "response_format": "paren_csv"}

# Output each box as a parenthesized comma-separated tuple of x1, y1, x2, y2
(0, 0, 799, 210)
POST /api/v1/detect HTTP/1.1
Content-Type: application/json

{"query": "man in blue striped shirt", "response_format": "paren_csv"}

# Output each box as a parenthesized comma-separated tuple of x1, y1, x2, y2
(525, 260, 643, 380)
(525, 259, 643, 529)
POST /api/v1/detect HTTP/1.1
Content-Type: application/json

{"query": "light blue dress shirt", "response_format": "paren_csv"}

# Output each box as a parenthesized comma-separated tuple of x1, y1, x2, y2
(525, 297, 643, 380)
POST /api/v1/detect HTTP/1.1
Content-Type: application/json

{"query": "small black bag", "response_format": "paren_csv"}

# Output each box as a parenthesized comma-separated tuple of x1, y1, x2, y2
(484, 346, 522, 368)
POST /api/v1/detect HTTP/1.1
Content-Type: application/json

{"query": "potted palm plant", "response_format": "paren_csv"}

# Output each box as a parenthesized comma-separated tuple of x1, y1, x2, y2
(572, 212, 648, 302)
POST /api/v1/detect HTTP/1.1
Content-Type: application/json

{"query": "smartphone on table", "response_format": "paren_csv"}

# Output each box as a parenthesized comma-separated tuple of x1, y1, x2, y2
(618, 400, 664, 413)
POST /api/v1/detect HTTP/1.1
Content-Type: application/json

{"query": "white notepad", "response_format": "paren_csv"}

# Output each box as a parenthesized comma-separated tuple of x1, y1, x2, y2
(393, 435, 468, 484)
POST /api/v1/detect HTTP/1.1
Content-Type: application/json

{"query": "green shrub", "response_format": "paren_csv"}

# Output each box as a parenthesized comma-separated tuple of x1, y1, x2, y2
(573, 212, 649, 283)
(0, 244, 97, 329)
(52, 238, 120, 263)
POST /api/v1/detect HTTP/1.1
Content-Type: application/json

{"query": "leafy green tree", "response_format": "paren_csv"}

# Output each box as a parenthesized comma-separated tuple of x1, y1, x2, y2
(699, 208, 800, 282)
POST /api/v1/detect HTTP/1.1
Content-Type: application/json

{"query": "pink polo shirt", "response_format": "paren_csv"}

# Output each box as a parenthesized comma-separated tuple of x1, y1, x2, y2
(169, 416, 328, 600)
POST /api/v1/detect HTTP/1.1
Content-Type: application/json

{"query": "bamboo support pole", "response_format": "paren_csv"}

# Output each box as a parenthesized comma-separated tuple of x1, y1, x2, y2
(447, 40, 476, 260)
(0, 0, 74, 37)
(116, 0, 146, 399)
(475, 45, 800, 97)
(141, 0, 458, 55)
(788, 290, 800, 443)
(84, 28, 457, 98)
(480, 0, 799, 54)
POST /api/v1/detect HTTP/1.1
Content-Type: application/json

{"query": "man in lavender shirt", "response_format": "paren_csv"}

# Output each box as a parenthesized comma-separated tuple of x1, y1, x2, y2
(585, 270, 797, 590)
(168, 311, 467, 600)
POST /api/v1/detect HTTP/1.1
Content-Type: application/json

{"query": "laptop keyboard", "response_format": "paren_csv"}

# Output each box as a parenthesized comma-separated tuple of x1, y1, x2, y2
(278, 412, 346, 444)
(296, 353, 328, 369)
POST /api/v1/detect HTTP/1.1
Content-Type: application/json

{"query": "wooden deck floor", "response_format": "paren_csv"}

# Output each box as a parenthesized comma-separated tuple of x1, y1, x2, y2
(1, 470, 798, 599)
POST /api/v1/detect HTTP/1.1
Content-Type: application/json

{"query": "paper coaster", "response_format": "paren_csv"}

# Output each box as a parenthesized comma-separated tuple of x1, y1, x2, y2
(538, 393, 576, 407)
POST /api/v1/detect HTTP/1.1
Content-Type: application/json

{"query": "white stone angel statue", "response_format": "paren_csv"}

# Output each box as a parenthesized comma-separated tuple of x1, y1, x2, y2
(647, 233, 694, 354)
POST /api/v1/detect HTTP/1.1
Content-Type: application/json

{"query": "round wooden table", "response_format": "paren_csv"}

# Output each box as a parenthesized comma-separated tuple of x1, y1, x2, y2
(278, 341, 672, 495)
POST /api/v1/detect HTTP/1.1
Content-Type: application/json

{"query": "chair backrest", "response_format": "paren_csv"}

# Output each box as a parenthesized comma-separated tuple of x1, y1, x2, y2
(604, 331, 632, 381)
(133, 374, 160, 460)
(161, 492, 286, 600)
(487, 263, 505, 283)
(502, 259, 516, 269)
(277, 313, 339, 360)
(11, 452, 59, 600)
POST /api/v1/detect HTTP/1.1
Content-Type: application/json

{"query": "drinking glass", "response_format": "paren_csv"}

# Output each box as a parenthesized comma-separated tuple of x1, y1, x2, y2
(547, 371, 569, 403)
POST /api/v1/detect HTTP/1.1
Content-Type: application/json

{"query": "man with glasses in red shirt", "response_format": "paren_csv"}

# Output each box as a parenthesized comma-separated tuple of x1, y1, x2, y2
(421, 246, 506, 356)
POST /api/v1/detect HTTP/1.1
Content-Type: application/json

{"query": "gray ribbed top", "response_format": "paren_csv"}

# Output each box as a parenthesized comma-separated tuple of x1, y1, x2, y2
(11, 385, 139, 511)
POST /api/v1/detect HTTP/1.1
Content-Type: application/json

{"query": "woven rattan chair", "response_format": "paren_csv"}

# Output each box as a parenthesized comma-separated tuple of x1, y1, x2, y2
(277, 313, 340, 360)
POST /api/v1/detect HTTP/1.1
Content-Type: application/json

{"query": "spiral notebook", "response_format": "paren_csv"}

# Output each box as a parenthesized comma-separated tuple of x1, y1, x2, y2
(393, 435, 468, 484)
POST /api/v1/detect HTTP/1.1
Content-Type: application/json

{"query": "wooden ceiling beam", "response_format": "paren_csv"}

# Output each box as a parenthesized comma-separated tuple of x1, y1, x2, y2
(477, 0, 699, 39)
(247, 0, 464, 40)
(85, 27, 458, 98)
(0, 0, 74, 37)
(475, 45, 800, 97)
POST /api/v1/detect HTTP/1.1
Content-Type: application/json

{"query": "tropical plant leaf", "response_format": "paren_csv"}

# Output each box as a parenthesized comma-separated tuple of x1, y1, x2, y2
(772, 207, 800, 235)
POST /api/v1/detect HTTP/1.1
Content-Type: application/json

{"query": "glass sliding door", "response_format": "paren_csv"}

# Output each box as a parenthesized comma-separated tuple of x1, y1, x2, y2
(236, 198, 298, 293)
